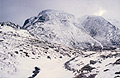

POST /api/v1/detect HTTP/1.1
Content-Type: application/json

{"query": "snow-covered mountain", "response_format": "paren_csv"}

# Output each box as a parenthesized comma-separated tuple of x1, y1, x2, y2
(22, 10, 120, 50)
(0, 10, 120, 78)
(78, 15, 120, 50)
(22, 10, 103, 50)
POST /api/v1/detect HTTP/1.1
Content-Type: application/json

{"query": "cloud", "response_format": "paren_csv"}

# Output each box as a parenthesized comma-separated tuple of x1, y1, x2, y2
(94, 7, 107, 16)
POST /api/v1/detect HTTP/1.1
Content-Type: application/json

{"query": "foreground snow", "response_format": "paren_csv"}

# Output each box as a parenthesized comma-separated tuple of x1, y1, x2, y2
(14, 56, 73, 78)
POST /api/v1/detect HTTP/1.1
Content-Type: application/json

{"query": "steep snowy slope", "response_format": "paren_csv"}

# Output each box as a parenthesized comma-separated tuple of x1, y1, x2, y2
(0, 22, 83, 78)
(22, 10, 102, 50)
(0, 22, 31, 78)
(78, 15, 120, 50)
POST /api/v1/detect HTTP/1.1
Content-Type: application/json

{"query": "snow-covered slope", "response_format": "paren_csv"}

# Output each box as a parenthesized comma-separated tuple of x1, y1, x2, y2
(78, 15, 120, 50)
(22, 10, 102, 50)
(65, 50, 120, 78)
(0, 22, 82, 78)
(1, 22, 120, 78)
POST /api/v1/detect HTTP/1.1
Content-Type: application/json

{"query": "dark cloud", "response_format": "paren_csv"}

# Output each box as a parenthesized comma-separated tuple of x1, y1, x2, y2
(0, 0, 120, 26)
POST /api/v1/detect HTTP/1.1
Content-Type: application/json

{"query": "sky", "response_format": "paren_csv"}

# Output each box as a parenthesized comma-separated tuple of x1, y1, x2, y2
(0, 0, 120, 26)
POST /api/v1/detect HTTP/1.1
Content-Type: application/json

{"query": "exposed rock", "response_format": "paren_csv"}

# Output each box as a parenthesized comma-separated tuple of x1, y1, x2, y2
(90, 60, 96, 65)
(114, 75, 120, 78)
(114, 59, 120, 64)
(87, 74, 97, 78)
(104, 69, 109, 72)
(74, 73, 87, 78)
(80, 64, 95, 73)
(115, 71, 120, 74)
(28, 67, 40, 78)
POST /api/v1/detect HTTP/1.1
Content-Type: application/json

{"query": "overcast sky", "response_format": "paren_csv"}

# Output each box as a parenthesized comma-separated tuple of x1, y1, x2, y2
(0, 0, 120, 26)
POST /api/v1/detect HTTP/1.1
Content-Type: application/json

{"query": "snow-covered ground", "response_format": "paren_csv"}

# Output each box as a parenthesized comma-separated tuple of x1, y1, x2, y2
(0, 23, 78, 78)
(14, 56, 73, 78)
(0, 10, 120, 78)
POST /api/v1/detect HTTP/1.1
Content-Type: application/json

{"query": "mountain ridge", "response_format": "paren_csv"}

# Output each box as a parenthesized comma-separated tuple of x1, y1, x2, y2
(22, 9, 120, 51)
